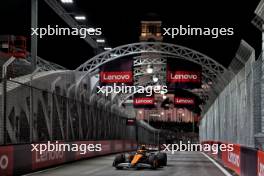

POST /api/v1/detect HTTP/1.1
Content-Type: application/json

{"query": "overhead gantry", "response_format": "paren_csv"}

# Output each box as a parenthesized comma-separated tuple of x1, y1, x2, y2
(74, 42, 234, 110)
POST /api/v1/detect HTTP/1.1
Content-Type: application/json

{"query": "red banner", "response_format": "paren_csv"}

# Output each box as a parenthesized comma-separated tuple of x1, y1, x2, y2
(100, 71, 133, 83)
(74, 141, 97, 160)
(31, 142, 66, 170)
(167, 71, 201, 83)
(96, 141, 111, 155)
(222, 144, 241, 175)
(258, 151, 264, 176)
(0, 146, 13, 176)
(114, 141, 124, 152)
(126, 119, 136, 126)
(134, 97, 154, 105)
(0, 140, 137, 175)
(174, 97, 195, 105)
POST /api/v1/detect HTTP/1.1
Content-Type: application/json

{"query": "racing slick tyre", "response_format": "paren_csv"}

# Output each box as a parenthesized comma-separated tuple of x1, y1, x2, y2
(148, 155, 159, 169)
(157, 152, 167, 166)
(113, 154, 125, 170)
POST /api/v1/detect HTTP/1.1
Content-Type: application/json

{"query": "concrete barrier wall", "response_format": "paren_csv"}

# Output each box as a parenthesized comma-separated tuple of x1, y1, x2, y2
(0, 140, 137, 176)
(202, 140, 260, 176)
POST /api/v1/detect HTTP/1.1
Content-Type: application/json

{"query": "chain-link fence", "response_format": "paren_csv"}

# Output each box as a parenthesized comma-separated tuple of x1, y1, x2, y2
(200, 52, 259, 148)
(0, 79, 139, 145)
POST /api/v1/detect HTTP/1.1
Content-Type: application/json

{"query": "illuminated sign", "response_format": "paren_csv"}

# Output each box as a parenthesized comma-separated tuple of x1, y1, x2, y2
(166, 60, 202, 89)
(100, 71, 133, 83)
(174, 97, 195, 105)
(167, 71, 201, 83)
(126, 119, 136, 126)
(99, 57, 133, 85)
(133, 97, 154, 105)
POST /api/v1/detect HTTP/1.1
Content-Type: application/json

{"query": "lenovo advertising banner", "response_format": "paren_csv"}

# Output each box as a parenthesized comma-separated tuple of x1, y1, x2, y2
(173, 89, 198, 110)
(99, 57, 133, 85)
(126, 119, 136, 126)
(174, 97, 195, 105)
(100, 71, 132, 83)
(222, 144, 241, 175)
(0, 146, 13, 176)
(258, 151, 264, 176)
(133, 93, 155, 109)
(167, 59, 202, 89)
(31, 141, 66, 170)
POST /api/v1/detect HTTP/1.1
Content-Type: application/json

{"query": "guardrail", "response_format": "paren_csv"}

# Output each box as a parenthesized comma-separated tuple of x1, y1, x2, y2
(202, 140, 262, 176)
(0, 140, 137, 175)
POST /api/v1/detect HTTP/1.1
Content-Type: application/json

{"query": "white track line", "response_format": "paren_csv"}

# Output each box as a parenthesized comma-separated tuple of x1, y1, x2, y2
(202, 152, 232, 176)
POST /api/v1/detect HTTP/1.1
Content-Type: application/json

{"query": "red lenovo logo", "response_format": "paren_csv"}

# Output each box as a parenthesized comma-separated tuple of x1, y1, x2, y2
(175, 97, 194, 105)
(259, 162, 264, 176)
(258, 151, 264, 176)
(167, 71, 201, 83)
(134, 98, 154, 105)
(0, 146, 13, 176)
(228, 151, 240, 168)
(100, 71, 132, 83)
(32, 150, 65, 169)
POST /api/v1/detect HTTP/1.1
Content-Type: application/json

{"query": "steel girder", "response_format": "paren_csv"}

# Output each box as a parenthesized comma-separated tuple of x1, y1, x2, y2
(24, 52, 67, 71)
(76, 42, 227, 75)
(36, 57, 66, 71)
(43, 0, 98, 48)
(75, 42, 232, 109)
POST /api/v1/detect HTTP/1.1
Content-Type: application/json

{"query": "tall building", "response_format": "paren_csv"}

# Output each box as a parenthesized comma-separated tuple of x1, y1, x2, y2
(139, 20, 163, 42)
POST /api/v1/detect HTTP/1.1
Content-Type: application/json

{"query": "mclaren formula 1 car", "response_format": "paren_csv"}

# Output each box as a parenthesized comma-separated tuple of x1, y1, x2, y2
(112, 145, 167, 170)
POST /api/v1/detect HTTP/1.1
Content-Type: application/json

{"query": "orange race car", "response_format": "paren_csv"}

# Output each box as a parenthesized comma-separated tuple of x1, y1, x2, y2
(112, 145, 167, 170)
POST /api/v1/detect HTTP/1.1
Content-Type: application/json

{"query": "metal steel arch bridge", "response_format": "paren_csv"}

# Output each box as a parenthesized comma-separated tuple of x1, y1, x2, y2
(0, 41, 232, 145)
(74, 42, 233, 107)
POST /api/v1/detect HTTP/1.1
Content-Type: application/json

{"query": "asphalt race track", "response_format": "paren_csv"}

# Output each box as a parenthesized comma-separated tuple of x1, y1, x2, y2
(24, 152, 229, 176)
